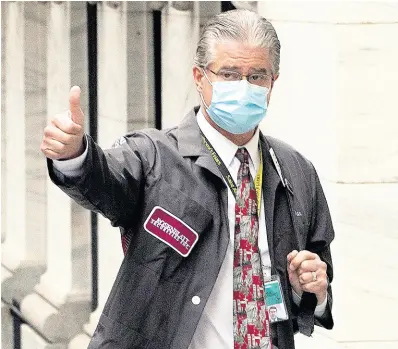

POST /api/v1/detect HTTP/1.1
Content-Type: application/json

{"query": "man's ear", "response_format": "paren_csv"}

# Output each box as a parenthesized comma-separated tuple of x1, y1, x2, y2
(271, 74, 279, 89)
(193, 66, 204, 92)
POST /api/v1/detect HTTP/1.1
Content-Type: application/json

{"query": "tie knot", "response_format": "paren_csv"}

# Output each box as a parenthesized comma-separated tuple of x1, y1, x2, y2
(235, 147, 250, 164)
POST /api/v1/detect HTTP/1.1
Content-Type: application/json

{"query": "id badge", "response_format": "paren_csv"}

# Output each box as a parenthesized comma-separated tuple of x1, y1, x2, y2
(264, 275, 289, 323)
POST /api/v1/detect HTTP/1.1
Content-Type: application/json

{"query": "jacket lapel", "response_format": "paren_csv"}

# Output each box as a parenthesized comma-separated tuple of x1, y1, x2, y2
(259, 133, 283, 269)
(177, 107, 230, 242)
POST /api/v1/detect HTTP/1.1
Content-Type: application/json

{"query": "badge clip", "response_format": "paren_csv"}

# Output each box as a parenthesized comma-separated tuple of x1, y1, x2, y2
(269, 148, 286, 187)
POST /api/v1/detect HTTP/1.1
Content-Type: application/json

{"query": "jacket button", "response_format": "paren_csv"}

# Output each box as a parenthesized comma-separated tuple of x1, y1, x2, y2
(192, 296, 200, 305)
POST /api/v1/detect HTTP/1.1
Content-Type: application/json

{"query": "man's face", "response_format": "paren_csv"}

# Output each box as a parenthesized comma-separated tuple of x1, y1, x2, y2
(193, 40, 278, 110)
(269, 308, 277, 319)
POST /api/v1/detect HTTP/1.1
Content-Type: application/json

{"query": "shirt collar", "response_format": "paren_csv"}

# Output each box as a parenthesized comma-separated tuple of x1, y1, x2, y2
(196, 108, 260, 170)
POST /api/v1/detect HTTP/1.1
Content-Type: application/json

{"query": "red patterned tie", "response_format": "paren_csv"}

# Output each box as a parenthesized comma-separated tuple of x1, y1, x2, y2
(233, 148, 271, 349)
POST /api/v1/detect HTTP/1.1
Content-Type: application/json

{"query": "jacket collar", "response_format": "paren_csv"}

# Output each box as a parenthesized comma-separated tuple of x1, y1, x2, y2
(177, 106, 205, 158)
(177, 107, 225, 181)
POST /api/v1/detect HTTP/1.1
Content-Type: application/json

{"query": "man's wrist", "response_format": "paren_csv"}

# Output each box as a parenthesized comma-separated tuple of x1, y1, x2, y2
(53, 134, 88, 176)
(292, 288, 328, 317)
(316, 291, 327, 305)
(291, 288, 302, 306)
(314, 293, 328, 317)
(292, 286, 303, 299)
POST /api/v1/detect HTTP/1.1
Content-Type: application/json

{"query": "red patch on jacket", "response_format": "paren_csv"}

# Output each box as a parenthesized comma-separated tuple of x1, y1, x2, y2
(144, 206, 199, 257)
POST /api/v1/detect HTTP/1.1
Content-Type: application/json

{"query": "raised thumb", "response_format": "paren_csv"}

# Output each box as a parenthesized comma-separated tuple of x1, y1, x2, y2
(69, 85, 84, 126)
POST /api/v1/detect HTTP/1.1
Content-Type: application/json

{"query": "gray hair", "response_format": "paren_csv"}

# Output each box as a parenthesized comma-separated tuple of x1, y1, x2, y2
(194, 9, 281, 76)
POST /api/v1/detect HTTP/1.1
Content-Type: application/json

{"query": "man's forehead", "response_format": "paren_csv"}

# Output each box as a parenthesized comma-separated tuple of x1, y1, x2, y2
(211, 41, 271, 71)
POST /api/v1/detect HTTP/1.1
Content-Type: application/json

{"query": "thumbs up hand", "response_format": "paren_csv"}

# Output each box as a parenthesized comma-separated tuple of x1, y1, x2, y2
(41, 86, 85, 160)
(69, 85, 85, 127)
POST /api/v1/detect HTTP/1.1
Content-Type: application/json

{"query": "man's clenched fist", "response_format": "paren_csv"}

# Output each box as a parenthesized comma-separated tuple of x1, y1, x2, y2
(40, 86, 85, 160)
(287, 250, 328, 305)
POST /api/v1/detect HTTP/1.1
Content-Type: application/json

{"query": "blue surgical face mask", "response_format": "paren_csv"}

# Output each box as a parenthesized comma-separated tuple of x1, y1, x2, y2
(200, 70, 269, 134)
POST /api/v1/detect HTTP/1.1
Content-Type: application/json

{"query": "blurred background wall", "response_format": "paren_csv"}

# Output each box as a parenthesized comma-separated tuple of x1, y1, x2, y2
(1, 1, 397, 348)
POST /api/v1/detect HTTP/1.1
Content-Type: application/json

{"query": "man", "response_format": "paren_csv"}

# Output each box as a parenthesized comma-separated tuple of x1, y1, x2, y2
(41, 9, 334, 349)
(269, 306, 285, 323)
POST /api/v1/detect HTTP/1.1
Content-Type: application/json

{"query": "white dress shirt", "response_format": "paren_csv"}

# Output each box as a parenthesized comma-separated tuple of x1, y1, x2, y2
(52, 109, 327, 348)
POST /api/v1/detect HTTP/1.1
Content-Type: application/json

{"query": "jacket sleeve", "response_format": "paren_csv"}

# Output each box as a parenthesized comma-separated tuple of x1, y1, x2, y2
(307, 165, 335, 330)
(47, 133, 151, 228)
(294, 163, 335, 336)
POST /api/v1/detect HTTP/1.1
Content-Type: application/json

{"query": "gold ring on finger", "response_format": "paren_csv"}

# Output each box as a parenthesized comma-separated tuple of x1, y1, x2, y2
(312, 271, 317, 282)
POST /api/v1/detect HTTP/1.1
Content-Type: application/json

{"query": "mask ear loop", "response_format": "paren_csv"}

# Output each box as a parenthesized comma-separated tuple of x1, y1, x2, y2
(199, 68, 213, 110)
(202, 68, 213, 86)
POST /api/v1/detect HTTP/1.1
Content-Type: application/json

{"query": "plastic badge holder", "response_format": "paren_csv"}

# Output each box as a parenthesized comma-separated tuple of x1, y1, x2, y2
(264, 275, 289, 323)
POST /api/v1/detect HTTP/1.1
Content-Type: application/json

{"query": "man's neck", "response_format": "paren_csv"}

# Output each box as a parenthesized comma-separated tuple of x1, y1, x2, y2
(203, 111, 256, 146)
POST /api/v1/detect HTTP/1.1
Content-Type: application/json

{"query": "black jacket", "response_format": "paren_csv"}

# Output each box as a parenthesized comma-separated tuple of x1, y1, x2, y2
(48, 108, 334, 349)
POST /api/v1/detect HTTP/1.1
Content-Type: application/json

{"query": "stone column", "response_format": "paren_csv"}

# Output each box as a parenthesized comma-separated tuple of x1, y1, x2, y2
(258, 1, 398, 345)
(198, 1, 221, 29)
(69, 2, 156, 347)
(231, 1, 257, 11)
(73, 1, 126, 344)
(20, 2, 91, 347)
(126, 1, 156, 130)
(1, 1, 6, 244)
(1, 2, 48, 348)
(161, 1, 200, 129)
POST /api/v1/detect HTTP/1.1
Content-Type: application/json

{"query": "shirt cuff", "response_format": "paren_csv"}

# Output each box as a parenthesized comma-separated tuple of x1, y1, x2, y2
(291, 288, 327, 317)
(52, 135, 88, 177)
(314, 294, 327, 317)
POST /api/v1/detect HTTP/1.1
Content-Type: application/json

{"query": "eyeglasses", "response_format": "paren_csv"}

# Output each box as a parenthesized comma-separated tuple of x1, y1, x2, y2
(207, 68, 273, 87)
